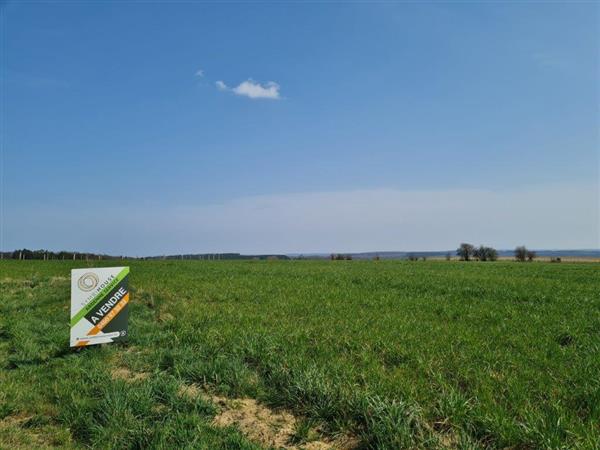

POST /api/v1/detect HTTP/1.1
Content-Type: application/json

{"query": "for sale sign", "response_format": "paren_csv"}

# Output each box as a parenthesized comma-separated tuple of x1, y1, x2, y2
(70, 267, 130, 347)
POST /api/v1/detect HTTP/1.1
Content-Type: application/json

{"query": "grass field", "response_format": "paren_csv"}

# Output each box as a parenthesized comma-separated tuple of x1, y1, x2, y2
(0, 260, 598, 449)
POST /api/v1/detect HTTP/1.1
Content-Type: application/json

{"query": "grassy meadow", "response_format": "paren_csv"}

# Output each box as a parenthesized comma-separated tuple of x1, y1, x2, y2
(0, 260, 598, 449)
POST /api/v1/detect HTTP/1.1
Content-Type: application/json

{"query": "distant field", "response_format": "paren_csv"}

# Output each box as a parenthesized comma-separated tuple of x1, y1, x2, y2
(1, 261, 598, 449)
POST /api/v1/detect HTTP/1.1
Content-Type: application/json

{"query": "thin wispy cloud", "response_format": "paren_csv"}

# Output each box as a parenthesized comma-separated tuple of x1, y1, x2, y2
(6, 69, 70, 89)
(532, 52, 568, 69)
(215, 79, 281, 100)
(195, 68, 204, 77)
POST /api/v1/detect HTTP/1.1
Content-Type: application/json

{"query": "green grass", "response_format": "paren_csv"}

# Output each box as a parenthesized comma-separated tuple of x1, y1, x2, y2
(1, 260, 598, 449)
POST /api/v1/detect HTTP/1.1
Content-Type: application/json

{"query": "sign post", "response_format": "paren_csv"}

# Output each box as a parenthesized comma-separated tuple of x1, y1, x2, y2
(70, 267, 130, 348)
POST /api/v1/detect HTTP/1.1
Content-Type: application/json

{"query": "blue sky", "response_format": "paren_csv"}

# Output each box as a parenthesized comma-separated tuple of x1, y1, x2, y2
(2, 2, 598, 255)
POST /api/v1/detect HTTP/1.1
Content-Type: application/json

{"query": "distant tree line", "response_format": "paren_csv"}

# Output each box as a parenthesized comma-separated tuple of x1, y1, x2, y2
(1, 249, 125, 260)
(2, 247, 544, 262)
(456, 244, 537, 262)
(1, 250, 291, 261)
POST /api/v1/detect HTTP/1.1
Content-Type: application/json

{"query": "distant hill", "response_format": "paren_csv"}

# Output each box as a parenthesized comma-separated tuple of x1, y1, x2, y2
(144, 253, 290, 261)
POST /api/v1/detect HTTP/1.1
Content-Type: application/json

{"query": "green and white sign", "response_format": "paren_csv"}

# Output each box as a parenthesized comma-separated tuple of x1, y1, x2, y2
(70, 267, 130, 348)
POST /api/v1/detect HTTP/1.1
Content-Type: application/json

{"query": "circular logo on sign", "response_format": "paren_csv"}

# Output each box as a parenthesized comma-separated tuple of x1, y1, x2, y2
(78, 272, 99, 292)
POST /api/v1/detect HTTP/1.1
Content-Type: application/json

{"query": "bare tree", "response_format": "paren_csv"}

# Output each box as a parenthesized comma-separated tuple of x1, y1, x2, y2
(515, 246, 527, 262)
(474, 245, 498, 262)
(457, 243, 475, 261)
(527, 250, 536, 262)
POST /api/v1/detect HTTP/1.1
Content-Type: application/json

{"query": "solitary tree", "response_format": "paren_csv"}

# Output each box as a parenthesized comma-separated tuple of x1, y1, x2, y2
(527, 250, 536, 262)
(515, 246, 528, 262)
(457, 243, 475, 261)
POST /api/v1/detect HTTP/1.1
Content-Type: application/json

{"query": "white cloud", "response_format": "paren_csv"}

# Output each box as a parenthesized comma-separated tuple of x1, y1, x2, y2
(232, 80, 280, 99)
(215, 79, 281, 99)
(4, 183, 598, 255)
(195, 69, 204, 77)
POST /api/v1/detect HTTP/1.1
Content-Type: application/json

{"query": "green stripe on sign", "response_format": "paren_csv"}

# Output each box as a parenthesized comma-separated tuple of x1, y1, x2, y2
(70, 267, 129, 327)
